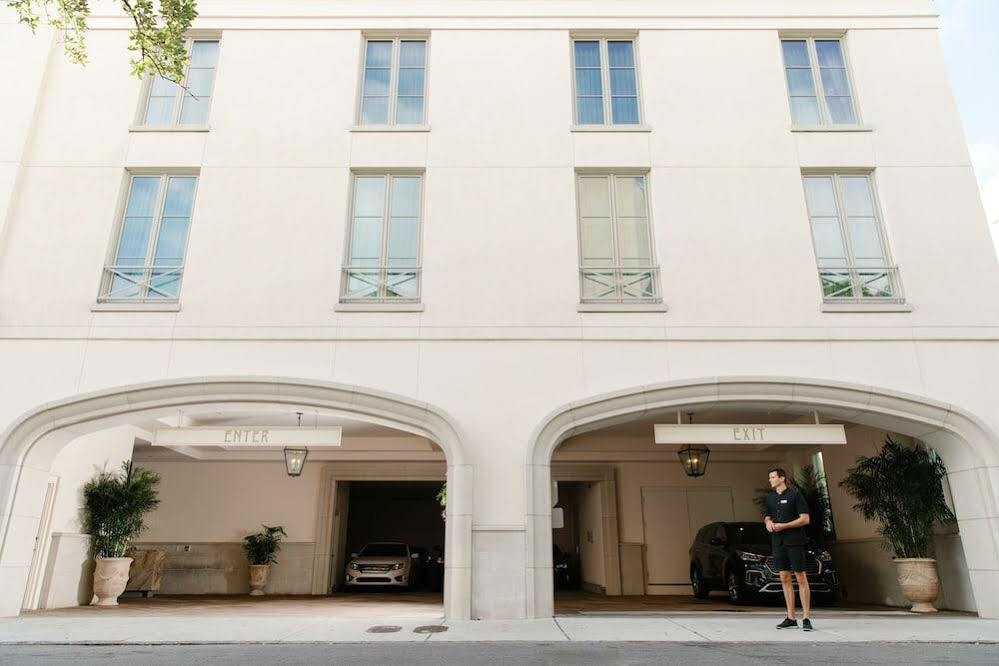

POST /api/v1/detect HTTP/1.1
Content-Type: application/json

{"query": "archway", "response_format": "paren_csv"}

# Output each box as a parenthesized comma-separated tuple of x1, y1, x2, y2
(525, 377, 999, 619)
(0, 376, 472, 619)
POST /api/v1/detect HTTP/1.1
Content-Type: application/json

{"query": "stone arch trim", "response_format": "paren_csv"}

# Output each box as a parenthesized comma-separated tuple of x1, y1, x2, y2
(0, 376, 472, 619)
(525, 376, 999, 619)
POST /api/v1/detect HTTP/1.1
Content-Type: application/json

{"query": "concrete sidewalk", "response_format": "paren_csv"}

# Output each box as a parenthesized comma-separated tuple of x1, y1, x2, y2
(1, 611, 998, 644)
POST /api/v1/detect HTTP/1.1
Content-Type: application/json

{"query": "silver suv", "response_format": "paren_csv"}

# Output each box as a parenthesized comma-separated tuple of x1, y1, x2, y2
(345, 542, 415, 587)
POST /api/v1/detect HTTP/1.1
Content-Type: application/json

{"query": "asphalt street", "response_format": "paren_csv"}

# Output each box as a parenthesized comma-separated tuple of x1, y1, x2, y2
(2, 642, 998, 664)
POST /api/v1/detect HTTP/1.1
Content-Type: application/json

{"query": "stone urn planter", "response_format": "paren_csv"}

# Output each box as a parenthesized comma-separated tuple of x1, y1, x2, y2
(893, 558, 941, 613)
(248, 564, 271, 596)
(92, 557, 134, 606)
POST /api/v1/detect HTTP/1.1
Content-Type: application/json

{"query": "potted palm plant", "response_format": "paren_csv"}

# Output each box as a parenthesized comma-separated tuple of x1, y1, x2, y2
(82, 461, 161, 606)
(840, 438, 955, 612)
(243, 525, 286, 596)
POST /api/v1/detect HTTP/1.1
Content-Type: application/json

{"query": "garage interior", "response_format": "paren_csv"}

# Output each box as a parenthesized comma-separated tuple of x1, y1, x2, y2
(550, 408, 976, 616)
(337, 481, 446, 593)
(21, 406, 449, 618)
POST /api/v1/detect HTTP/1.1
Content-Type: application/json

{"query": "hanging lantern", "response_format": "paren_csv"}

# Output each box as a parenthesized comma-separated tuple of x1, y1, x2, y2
(283, 412, 308, 477)
(677, 444, 710, 477)
(284, 447, 308, 477)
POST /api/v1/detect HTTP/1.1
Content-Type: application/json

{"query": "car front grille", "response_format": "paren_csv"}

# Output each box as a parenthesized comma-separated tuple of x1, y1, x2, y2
(360, 565, 393, 573)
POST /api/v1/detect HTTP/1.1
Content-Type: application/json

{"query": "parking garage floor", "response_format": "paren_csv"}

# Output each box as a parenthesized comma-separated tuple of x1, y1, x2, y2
(23, 592, 445, 620)
(553, 591, 909, 615)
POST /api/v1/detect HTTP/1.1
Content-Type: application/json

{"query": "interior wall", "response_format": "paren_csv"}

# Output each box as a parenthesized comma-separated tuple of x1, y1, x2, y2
(617, 461, 775, 545)
(141, 461, 322, 542)
(577, 481, 605, 591)
(130, 460, 323, 595)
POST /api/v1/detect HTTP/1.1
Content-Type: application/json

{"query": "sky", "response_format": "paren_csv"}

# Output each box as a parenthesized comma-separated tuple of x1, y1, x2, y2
(936, 0, 999, 255)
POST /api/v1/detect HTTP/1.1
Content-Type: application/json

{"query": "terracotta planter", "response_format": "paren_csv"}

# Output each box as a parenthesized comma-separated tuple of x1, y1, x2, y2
(92, 557, 133, 606)
(893, 558, 940, 613)
(248, 564, 271, 596)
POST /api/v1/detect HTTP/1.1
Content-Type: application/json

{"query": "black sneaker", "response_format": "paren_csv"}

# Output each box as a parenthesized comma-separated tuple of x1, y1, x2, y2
(802, 619, 813, 632)
(776, 617, 798, 629)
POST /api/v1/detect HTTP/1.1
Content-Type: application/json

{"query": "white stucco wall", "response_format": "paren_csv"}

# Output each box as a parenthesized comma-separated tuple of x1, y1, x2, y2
(1, 0, 997, 619)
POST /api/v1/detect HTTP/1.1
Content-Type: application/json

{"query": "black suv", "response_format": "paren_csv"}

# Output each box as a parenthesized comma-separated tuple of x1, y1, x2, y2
(689, 522, 842, 604)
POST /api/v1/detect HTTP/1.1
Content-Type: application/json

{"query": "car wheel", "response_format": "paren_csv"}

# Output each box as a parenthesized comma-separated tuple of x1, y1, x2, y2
(728, 571, 748, 605)
(691, 567, 709, 599)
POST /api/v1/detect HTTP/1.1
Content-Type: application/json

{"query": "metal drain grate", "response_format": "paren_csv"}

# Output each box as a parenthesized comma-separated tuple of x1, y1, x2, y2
(414, 625, 448, 634)
(366, 625, 403, 633)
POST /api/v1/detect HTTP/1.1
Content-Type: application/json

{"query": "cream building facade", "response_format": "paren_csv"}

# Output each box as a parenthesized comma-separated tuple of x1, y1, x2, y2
(1, 0, 999, 622)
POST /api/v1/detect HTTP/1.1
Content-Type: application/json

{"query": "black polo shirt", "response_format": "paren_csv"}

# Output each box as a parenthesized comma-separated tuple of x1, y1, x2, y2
(765, 486, 810, 546)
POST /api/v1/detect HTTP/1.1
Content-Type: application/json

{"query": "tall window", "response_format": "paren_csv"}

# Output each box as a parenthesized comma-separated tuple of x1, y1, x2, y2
(342, 173, 423, 302)
(359, 38, 427, 125)
(572, 39, 640, 125)
(100, 174, 198, 302)
(781, 38, 857, 126)
(576, 173, 660, 303)
(141, 40, 219, 127)
(802, 173, 902, 303)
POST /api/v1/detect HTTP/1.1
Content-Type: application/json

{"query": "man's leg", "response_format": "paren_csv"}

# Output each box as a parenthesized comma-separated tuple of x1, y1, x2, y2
(795, 571, 811, 620)
(779, 570, 797, 619)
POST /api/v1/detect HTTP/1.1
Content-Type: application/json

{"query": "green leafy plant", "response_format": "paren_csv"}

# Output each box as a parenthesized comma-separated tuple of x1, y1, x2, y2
(8, 0, 199, 82)
(753, 465, 835, 544)
(243, 525, 287, 565)
(82, 460, 161, 558)
(839, 438, 955, 559)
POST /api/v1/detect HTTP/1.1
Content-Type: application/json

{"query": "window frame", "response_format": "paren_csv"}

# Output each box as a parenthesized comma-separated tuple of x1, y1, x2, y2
(340, 169, 426, 304)
(355, 34, 430, 127)
(136, 37, 221, 129)
(570, 35, 644, 127)
(98, 170, 200, 304)
(780, 35, 862, 128)
(574, 170, 662, 305)
(801, 171, 904, 305)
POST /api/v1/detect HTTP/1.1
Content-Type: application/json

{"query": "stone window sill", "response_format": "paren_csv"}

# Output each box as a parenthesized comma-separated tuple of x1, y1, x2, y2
(91, 302, 181, 312)
(791, 125, 874, 133)
(571, 125, 652, 133)
(129, 125, 210, 133)
(821, 302, 912, 313)
(349, 125, 431, 133)
(577, 303, 668, 313)
(334, 303, 425, 312)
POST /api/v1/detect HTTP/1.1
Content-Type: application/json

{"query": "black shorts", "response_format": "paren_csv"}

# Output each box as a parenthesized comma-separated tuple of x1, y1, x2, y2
(772, 542, 806, 573)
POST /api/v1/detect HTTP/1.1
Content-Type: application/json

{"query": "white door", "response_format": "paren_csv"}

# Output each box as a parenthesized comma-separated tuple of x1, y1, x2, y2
(642, 488, 691, 585)
(641, 487, 735, 586)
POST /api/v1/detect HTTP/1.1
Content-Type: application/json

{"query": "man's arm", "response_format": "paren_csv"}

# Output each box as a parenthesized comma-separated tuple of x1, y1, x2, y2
(764, 498, 775, 532)
(772, 513, 810, 531)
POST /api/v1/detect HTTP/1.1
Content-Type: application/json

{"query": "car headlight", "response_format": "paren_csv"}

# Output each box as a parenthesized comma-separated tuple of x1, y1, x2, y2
(736, 550, 764, 563)
(816, 550, 832, 562)
(348, 562, 360, 570)
(392, 562, 405, 570)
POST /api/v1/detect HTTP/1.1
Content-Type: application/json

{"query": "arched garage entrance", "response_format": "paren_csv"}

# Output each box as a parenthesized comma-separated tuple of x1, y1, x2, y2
(0, 377, 472, 619)
(525, 377, 999, 619)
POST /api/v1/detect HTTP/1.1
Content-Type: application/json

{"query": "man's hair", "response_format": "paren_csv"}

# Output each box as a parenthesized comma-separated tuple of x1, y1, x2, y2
(768, 467, 787, 480)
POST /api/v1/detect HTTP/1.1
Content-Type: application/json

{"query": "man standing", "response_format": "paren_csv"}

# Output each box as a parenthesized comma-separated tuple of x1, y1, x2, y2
(764, 467, 813, 631)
